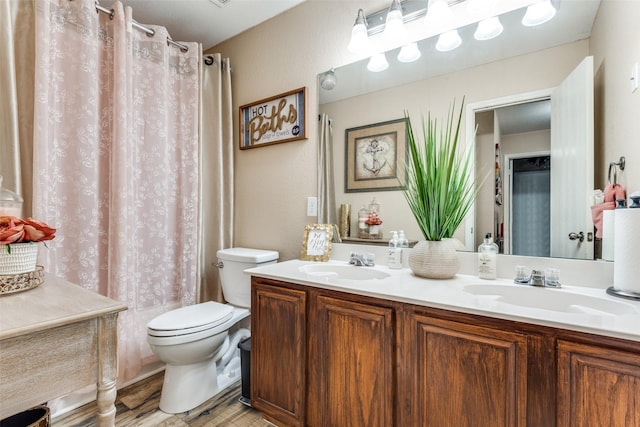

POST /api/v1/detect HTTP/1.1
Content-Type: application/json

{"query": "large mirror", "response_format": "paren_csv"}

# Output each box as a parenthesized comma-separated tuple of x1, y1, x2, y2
(319, 0, 604, 260)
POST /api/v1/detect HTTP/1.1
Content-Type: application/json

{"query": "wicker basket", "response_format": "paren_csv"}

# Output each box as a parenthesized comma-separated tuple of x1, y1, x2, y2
(0, 266, 45, 295)
(0, 243, 38, 275)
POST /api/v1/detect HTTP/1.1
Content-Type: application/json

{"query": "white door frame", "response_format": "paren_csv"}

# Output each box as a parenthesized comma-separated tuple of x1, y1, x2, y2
(464, 88, 553, 251)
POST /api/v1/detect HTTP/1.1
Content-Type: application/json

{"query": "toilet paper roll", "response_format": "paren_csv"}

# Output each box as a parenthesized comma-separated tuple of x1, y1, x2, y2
(613, 208, 640, 293)
(602, 209, 615, 261)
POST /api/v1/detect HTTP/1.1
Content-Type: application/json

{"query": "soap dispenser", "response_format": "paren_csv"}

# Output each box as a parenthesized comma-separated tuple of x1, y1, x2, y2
(387, 231, 402, 269)
(478, 232, 498, 280)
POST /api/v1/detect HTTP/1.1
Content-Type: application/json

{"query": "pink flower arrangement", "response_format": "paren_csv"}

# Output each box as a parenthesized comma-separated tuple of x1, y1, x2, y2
(0, 216, 56, 251)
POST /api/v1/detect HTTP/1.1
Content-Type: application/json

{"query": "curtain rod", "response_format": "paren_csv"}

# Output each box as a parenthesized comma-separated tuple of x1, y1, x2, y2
(94, 2, 190, 52)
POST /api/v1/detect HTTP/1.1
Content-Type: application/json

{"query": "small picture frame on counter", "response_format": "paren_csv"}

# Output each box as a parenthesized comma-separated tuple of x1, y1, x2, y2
(300, 224, 333, 262)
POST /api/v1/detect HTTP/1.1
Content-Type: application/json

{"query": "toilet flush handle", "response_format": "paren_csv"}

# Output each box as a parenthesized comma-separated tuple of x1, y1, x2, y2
(215, 261, 224, 269)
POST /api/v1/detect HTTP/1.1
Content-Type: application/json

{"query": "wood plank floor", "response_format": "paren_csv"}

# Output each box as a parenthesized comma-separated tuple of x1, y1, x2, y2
(52, 371, 272, 426)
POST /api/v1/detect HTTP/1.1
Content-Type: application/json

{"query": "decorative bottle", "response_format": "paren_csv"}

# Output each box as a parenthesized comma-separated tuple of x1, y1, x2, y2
(366, 197, 383, 239)
(478, 232, 498, 280)
(358, 205, 369, 239)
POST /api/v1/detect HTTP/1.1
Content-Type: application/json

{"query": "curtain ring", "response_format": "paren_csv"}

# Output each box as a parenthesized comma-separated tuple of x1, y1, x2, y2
(204, 56, 215, 66)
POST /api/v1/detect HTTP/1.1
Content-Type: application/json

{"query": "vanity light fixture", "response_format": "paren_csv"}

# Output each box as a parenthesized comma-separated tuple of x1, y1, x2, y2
(383, 0, 409, 45)
(397, 42, 422, 62)
(522, 0, 556, 27)
(347, 9, 372, 55)
(348, 0, 558, 72)
(436, 29, 462, 52)
(466, 0, 497, 14)
(474, 16, 503, 40)
(367, 53, 389, 72)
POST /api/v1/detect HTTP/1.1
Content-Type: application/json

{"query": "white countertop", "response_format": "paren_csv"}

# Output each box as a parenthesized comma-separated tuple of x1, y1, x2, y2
(246, 259, 640, 343)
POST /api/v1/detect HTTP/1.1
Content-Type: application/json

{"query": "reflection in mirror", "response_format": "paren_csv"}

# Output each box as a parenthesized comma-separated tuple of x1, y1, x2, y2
(474, 99, 552, 257)
(319, 1, 603, 260)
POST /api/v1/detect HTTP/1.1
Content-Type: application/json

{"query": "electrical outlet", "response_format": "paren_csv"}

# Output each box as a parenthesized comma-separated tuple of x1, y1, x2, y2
(307, 197, 318, 216)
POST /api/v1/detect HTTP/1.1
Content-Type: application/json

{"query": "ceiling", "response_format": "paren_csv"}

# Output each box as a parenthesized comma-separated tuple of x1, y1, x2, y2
(100, 0, 306, 50)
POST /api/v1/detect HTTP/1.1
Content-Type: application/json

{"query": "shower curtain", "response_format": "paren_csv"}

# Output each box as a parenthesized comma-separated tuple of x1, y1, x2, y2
(0, 0, 35, 216)
(31, 0, 200, 381)
(318, 113, 336, 225)
(199, 54, 234, 304)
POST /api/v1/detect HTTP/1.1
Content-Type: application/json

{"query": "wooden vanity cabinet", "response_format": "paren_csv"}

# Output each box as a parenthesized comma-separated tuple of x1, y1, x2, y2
(251, 278, 307, 426)
(403, 308, 529, 427)
(557, 339, 640, 427)
(306, 293, 398, 426)
(251, 277, 399, 427)
(251, 276, 640, 427)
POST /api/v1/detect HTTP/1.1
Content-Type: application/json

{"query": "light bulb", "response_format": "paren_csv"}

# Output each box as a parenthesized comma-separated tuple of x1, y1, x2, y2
(522, 0, 556, 27)
(474, 16, 503, 40)
(348, 9, 372, 55)
(320, 70, 337, 90)
(397, 43, 421, 63)
(383, 0, 409, 45)
(367, 53, 389, 72)
(424, 0, 452, 28)
(436, 30, 462, 52)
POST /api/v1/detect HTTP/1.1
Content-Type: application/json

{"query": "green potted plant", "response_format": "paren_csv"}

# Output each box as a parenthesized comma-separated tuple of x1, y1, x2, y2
(403, 99, 484, 279)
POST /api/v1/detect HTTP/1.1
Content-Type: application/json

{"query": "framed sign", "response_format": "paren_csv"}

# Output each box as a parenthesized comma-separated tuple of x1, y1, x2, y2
(239, 87, 307, 149)
(345, 118, 408, 192)
(300, 224, 333, 262)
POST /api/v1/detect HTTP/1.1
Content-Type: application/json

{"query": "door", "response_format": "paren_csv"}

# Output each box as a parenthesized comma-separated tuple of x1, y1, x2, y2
(550, 56, 594, 259)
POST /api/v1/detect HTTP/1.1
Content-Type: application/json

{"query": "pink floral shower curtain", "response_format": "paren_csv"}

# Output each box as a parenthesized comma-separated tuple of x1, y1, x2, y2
(33, 0, 200, 381)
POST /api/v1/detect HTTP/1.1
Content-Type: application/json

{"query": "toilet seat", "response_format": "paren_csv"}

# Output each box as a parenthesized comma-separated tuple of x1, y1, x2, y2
(148, 301, 234, 338)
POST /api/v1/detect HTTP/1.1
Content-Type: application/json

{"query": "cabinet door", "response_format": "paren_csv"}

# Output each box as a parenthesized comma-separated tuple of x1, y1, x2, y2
(251, 279, 307, 427)
(557, 340, 640, 427)
(308, 294, 396, 427)
(405, 312, 528, 427)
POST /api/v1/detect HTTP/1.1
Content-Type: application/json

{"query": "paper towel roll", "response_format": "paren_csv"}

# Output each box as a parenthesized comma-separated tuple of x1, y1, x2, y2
(602, 209, 615, 261)
(613, 208, 640, 293)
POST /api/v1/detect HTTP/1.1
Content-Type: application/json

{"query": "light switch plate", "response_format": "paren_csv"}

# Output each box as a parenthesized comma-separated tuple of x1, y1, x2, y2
(307, 197, 318, 216)
(631, 62, 638, 93)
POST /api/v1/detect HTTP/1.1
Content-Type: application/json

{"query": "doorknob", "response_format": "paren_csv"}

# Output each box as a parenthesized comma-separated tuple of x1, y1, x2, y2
(568, 231, 584, 242)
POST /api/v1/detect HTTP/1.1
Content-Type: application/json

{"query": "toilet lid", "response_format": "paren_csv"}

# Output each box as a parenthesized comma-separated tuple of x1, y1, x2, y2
(147, 301, 234, 336)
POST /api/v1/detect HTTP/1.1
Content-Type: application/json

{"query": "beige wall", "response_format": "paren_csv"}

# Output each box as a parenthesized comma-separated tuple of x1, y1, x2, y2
(590, 0, 640, 193)
(211, 0, 388, 260)
(211, 0, 639, 261)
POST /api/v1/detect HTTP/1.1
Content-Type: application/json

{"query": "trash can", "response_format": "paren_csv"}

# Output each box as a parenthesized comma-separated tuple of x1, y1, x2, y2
(0, 406, 50, 427)
(238, 336, 251, 406)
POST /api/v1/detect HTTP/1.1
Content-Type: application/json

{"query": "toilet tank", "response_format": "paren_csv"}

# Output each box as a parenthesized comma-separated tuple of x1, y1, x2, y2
(216, 247, 279, 308)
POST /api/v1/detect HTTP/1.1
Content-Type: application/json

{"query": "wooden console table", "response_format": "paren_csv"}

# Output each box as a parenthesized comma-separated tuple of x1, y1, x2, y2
(0, 275, 127, 426)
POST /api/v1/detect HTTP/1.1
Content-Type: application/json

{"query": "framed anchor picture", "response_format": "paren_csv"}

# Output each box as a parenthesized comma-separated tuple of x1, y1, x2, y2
(345, 118, 408, 192)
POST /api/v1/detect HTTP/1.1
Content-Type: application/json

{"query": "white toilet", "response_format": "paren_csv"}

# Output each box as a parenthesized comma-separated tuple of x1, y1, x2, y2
(147, 247, 278, 414)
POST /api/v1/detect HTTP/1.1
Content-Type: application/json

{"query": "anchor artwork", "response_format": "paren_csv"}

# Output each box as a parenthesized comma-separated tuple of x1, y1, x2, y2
(345, 118, 408, 192)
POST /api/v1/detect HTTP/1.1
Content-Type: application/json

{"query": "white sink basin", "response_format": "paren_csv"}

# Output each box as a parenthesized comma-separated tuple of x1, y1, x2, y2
(463, 284, 639, 316)
(299, 264, 391, 281)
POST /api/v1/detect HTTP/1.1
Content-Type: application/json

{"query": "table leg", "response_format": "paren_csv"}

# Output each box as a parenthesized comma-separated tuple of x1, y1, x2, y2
(96, 313, 119, 427)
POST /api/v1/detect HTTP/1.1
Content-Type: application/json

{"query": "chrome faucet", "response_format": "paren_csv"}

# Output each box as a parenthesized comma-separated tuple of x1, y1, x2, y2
(349, 252, 375, 267)
(514, 267, 561, 288)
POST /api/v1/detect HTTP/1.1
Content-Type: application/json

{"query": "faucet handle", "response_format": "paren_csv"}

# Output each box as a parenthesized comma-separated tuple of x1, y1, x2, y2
(530, 270, 545, 287)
